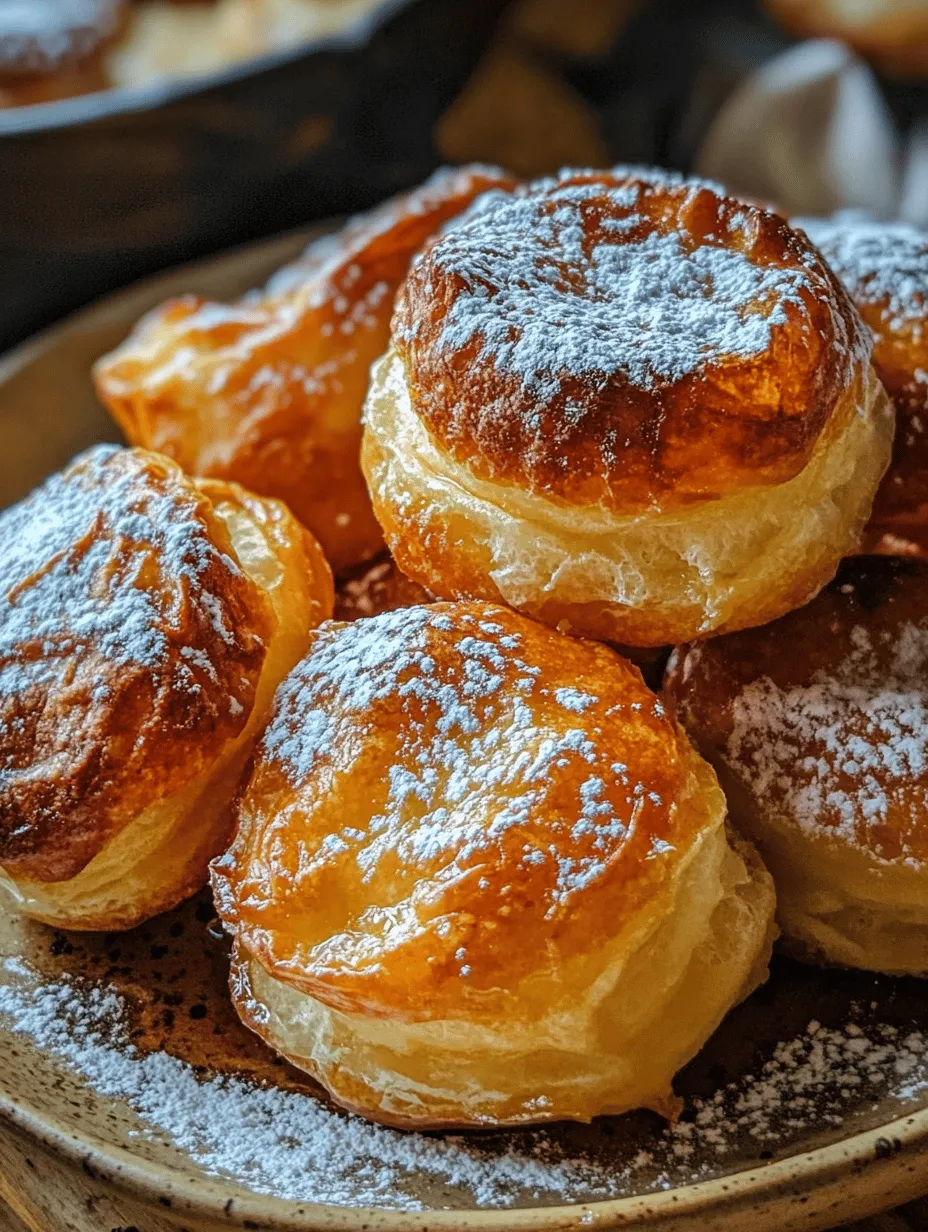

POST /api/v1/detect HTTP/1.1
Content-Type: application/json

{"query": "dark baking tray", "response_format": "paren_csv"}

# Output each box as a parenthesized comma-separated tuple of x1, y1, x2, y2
(0, 0, 507, 350)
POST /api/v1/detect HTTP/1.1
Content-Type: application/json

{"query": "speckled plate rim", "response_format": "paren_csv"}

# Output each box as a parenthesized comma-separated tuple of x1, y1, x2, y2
(1, 235, 928, 1232)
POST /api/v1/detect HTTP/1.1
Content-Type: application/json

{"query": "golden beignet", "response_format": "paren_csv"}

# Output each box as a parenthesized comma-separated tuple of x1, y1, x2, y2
(764, 0, 928, 78)
(665, 555, 928, 976)
(212, 601, 776, 1128)
(333, 553, 435, 622)
(0, 444, 332, 931)
(362, 167, 894, 647)
(796, 216, 928, 554)
(93, 165, 515, 575)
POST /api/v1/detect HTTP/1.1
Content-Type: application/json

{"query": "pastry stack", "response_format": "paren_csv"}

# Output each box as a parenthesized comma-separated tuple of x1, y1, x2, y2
(2, 162, 927, 1131)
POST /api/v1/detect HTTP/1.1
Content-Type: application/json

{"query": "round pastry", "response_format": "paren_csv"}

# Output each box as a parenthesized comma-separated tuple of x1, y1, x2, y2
(212, 601, 776, 1128)
(0, 444, 333, 931)
(362, 168, 893, 648)
(764, 0, 928, 79)
(665, 555, 928, 976)
(333, 553, 435, 622)
(795, 215, 928, 555)
(93, 164, 515, 574)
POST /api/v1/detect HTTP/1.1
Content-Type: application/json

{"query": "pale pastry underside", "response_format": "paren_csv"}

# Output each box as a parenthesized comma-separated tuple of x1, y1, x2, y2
(714, 770, 928, 977)
(362, 348, 894, 647)
(229, 824, 776, 1129)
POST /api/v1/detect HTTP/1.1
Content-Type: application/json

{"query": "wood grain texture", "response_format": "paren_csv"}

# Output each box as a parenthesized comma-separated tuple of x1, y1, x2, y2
(0, 1118, 195, 1231)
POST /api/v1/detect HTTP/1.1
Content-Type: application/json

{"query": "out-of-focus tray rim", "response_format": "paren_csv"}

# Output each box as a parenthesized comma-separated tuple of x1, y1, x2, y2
(0, 0, 418, 137)
(1, 230, 928, 1231)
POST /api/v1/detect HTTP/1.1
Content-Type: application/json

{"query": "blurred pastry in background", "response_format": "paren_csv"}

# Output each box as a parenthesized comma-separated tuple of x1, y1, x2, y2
(0, 0, 124, 107)
(0, 0, 388, 108)
(212, 601, 776, 1128)
(665, 555, 928, 977)
(94, 164, 515, 574)
(0, 444, 332, 931)
(764, 0, 928, 79)
(109, 0, 386, 91)
(796, 215, 928, 556)
(363, 166, 893, 647)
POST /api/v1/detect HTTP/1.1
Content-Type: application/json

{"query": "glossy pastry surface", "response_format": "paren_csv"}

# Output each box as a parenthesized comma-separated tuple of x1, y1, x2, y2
(665, 555, 928, 975)
(93, 164, 514, 573)
(797, 215, 928, 553)
(363, 167, 893, 645)
(213, 601, 776, 1128)
(0, 444, 333, 930)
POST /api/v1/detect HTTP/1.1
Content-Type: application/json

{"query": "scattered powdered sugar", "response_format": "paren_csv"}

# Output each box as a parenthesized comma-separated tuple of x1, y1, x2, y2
(0, 960, 612, 1210)
(419, 179, 814, 392)
(2, 955, 928, 1208)
(658, 1017, 928, 1176)
(0, 0, 120, 70)
(0, 443, 247, 701)
(260, 606, 658, 909)
(796, 214, 928, 336)
(725, 620, 928, 851)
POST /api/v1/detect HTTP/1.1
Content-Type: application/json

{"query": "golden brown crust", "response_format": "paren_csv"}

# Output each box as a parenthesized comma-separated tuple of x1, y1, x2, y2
(765, 0, 928, 77)
(664, 555, 928, 866)
(395, 169, 868, 514)
(93, 165, 516, 574)
(796, 216, 928, 545)
(212, 601, 710, 1021)
(0, 445, 272, 883)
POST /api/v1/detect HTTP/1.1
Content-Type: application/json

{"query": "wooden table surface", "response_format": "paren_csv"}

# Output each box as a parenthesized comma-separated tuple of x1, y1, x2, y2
(1, 0, 927, 1228)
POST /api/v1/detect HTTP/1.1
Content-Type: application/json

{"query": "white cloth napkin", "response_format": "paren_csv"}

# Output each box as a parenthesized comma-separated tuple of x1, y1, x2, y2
(696, 38, 928, 225)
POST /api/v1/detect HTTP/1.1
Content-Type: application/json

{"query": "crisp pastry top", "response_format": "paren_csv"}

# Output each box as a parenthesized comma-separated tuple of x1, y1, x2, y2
(0, 0, 122, 75)
(797, 215, 928, 522)
(0, 445, 272, 883)
(666, 555, 928, 866)
(212, 601, 713, 1021)
(393, 168, 868, 513)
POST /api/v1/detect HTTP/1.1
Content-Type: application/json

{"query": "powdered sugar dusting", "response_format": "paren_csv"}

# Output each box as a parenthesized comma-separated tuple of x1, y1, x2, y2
(260, 606, 660, 909)
(725, 620, 928, 855)
(0, 444, 248, 702)
(2, 954, 927, 1208)
(0, 0, 120, 71)
(671, 1018, 928, 1160)
(0, 960, 611, 1210)
(797, 214, 928, 336)
(417, 179, 814, 393)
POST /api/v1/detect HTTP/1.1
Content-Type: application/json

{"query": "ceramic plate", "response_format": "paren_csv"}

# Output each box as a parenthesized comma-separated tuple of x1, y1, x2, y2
(0, 232, 927, 1232)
